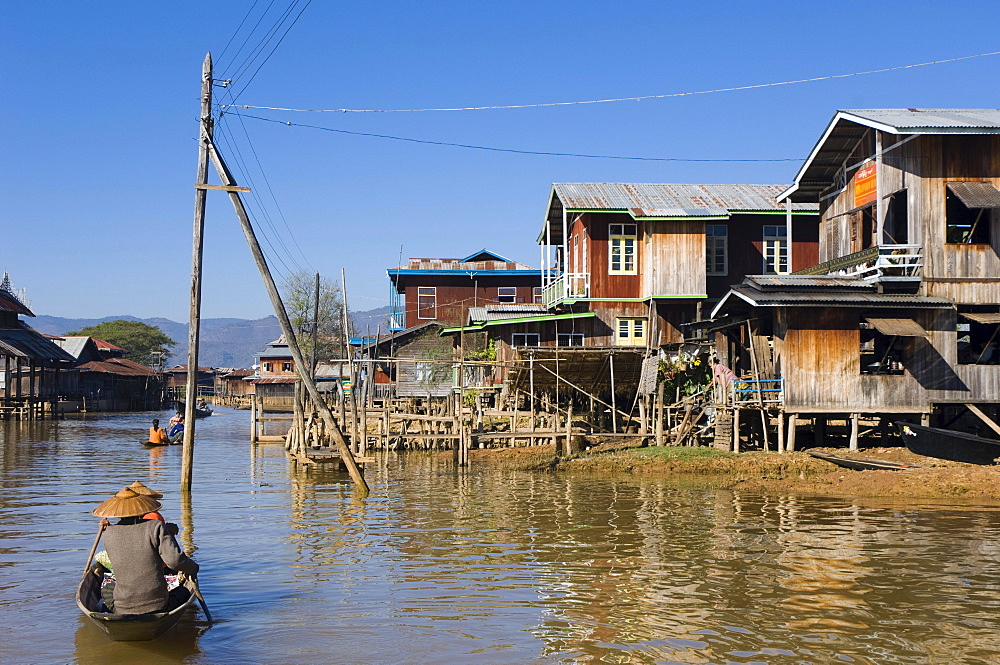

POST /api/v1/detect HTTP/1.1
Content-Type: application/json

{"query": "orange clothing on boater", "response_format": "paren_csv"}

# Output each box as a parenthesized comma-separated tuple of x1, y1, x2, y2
(148, 427, 169, 444)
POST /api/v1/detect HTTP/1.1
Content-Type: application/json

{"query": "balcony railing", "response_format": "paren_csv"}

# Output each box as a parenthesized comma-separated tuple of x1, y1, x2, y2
(793, 244, 922, 283)
(542, 272, 590, 307)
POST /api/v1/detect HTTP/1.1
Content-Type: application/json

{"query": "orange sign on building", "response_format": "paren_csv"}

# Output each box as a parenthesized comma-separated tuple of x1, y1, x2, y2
(854, 162, 877, 207)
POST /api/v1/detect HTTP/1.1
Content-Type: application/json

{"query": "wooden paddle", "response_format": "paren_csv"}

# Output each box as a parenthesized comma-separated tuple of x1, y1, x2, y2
(182, 573, 213, 625)
(82, 520, 108, 577)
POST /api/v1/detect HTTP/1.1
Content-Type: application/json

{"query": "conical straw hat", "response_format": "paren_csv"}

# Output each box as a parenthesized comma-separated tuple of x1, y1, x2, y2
(92, 488, 162, 518)
(128, 480, 163, 499)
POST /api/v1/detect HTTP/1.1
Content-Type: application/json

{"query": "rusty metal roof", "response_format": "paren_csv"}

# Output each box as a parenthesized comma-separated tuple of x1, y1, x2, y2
(947, 182, 1000, 209)
(76, 358, 156, 376)
(748, 275, 873, 290)
(0, 290, 33, 316)
(467, 304, 547, 324)
(543, 183, 818, 242)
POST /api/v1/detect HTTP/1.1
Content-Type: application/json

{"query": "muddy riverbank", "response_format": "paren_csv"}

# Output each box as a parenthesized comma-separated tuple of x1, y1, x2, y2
(467, 442, 1000, 500)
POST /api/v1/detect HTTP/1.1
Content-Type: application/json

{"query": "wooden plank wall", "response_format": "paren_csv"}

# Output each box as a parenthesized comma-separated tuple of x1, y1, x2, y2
(641, 220, 705, 297)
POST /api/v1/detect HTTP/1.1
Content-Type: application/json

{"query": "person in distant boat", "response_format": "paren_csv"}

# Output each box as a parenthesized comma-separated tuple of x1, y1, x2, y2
(148, 419, 169, 445)
(196, 399, 208, 411)
(93, 487, 199, 614)
(167, 416, 184, 443)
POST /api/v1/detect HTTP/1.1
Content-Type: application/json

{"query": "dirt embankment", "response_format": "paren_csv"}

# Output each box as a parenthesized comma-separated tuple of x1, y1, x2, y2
(465, 442, 1000, 500)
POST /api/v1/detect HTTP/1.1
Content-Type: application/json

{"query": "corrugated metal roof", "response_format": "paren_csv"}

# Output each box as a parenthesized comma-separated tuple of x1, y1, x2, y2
(747, 275, 874, 290)
(0, 324, 76, 362)
(391, 259, 536, 272)
(841, 109, 1000, 133)
(783, 109, 1000, 203)
(960, 312, 1000, 324)
(865, 318, 929, 337)
(947, 182, 1000, 209)
(54, 336, 92, 359)
(76, 358, 156, 376)
(727, 284, 953, 308)
(257, 347, 294, 358)
(552, 183, 817, 216)
(0, 290, 33, 316)
(468, 304, 547, 323)
(251, 377, 297, 384)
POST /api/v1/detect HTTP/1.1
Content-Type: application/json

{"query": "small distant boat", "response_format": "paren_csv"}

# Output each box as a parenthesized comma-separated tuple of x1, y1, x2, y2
(808, 450, 921, 471)
(76, 570, 197, 641)
(896, 421, 1000, 465)
(175, 400, 213, 418)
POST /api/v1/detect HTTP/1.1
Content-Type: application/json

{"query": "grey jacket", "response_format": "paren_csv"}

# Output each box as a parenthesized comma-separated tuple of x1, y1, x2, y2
(104, 519, 199, 614)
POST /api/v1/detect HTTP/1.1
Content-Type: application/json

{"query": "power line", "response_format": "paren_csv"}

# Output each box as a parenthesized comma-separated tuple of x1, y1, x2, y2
(235, 113, 801, 162)
(223, 50, 1000, 114)
(228, 0, 313, 105)
(216, 0, 264, 68)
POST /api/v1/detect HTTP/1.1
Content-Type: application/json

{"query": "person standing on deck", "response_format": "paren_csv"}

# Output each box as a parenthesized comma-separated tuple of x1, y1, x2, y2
(92, 487, 199, 614)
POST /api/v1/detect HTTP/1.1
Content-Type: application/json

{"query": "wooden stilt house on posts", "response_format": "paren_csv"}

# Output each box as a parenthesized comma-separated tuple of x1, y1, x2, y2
(0, 273, 75, 419)
(713, 109, 1000, 445)
(539, 183, 819, 349)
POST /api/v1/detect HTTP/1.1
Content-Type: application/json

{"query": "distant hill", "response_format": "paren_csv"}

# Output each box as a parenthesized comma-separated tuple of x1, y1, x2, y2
(30, 306, 392, 368)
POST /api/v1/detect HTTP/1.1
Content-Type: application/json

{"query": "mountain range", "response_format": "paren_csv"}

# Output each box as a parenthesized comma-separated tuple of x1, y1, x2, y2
(30, 305, 392, 368)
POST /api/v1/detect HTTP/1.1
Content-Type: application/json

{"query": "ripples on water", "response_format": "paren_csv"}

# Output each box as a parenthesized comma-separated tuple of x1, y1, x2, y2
(3, 410, 1000, 664)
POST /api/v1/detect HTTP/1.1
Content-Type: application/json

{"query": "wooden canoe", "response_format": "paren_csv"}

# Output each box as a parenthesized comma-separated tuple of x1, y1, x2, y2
(808, 450, 921, 471)
(897, 421, 1000, 465)
(76, 570, 197, 641)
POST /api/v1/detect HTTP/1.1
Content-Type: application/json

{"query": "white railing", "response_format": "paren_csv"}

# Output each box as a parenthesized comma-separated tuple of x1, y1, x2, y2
(542, 272, 590, 307)
(795, 244, 922, 283)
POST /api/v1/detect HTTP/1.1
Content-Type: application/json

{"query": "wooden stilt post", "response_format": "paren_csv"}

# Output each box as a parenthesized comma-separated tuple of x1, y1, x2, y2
(655, 381, 665, 447)
(815, 416, 826, 447)
(250, 393, 258, 443)
(786, 413, 797, 452)
(529, 353, 536, 447)
(777, 411, 785, 453)
(181, 52, 213, 493)
(207, 142, 368, 493)
(732, 407, 741, 453)
(609, 352, 618, 434)
(849, 413, 860, 451)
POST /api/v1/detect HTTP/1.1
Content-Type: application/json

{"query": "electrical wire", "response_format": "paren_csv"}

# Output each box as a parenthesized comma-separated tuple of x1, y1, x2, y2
(228, 0, 313, 105)
(224, 50, 1000, 114)
(234, 113, 801, 162)
(216, 0, 264, 69)
(227, 105, 314, 270)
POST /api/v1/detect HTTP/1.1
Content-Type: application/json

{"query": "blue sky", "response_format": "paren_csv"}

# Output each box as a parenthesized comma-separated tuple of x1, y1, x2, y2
(3, 1, 999, 321)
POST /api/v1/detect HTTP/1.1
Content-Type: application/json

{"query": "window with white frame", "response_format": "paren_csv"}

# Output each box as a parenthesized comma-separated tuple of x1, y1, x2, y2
(706, 224, 728, 275)
(511, 332, 540, 347)
(417, 287, 437, 319)
(609, 223, 637, 274)
(557, 333, 584, 347)
(762, 225, 788, 274)
(532, 286, 543, 304)
(262, 362, 272, 372)
(497, 287, 517, 303)
(615, 317, 646, 347)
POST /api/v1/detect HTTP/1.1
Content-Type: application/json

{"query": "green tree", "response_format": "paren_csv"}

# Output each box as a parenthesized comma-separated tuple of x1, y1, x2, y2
(281, 270, 350, 364)
(65, 320, 176, 365)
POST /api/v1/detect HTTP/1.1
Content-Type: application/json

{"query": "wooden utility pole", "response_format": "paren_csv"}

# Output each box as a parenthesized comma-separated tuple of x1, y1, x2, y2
(206, 143, 369, 492)
(181, 52, 213, 492)
(341, 268, 360, 452)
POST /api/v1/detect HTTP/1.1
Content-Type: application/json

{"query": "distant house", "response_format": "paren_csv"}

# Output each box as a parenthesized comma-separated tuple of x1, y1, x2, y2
(364, 322, 453, 398)
(163, 364, 216, 397)
(0, 273, 75, 418)
(53, 335, 162, 411)
(387, 249, 542, 330)
(215, 368, 255, 400)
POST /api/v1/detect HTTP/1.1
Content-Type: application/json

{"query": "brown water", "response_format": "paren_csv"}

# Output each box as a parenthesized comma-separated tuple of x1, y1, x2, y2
(4, 409, 1000, 664)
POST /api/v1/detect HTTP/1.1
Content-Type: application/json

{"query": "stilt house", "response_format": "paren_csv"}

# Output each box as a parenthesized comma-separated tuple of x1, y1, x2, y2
(713, 109, 1000, 435)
